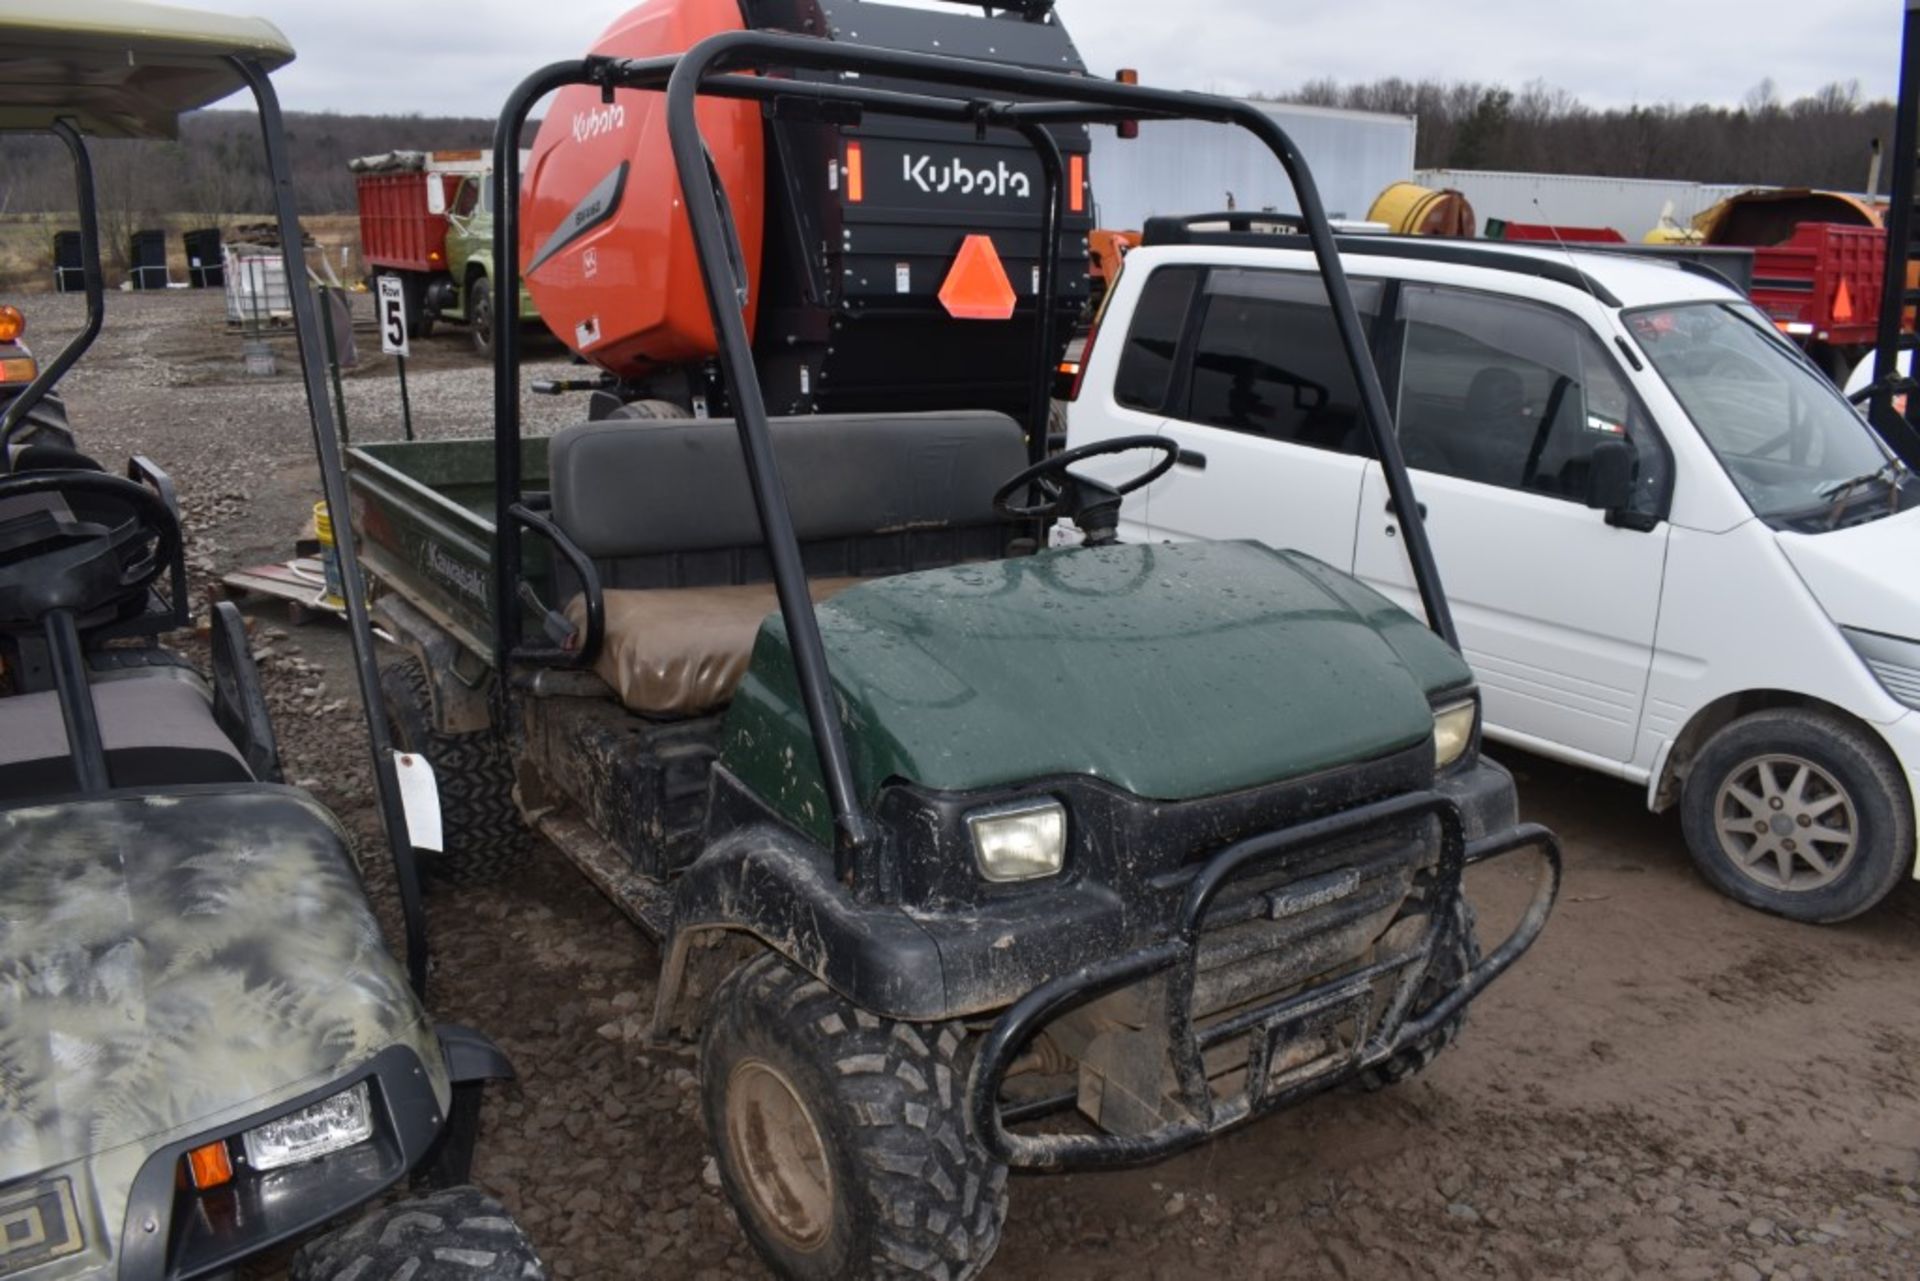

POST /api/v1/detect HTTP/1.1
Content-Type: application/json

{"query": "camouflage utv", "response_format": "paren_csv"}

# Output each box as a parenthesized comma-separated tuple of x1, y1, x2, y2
(0, 5, 544, 1278)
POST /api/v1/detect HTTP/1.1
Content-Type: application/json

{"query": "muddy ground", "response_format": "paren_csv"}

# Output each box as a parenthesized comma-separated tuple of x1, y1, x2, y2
(24, 288, 1920, 1280)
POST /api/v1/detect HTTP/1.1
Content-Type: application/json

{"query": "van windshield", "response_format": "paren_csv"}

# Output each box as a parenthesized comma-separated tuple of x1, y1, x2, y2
(1627, 302, 1915, 530)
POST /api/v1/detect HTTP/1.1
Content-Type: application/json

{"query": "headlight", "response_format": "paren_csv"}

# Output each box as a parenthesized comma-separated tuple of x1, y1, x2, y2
(1432, 698, 1478, 771)
(1844, 628, 1920, 711)
(967, 799, 1067, 883)
(242, 1081, 374, 1172)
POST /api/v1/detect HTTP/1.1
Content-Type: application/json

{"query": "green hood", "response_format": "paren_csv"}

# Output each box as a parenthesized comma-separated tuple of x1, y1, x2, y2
(721, 541, 1471, 843)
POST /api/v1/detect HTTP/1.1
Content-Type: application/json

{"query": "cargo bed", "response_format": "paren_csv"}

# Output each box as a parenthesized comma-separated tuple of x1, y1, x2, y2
(348, 438, 550, 667)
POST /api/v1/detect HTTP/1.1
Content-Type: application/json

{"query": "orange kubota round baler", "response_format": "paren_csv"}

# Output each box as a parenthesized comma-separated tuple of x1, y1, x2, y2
(519, 0, 1093, 421)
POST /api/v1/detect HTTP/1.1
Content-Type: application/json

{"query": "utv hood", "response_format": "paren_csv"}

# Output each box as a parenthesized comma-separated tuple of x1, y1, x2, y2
(722, 541, 1470, 841)
(0, 788, 437, 1181)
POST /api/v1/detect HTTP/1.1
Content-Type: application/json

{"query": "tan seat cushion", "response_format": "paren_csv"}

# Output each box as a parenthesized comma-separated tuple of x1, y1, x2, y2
(568, 579, 865, 718)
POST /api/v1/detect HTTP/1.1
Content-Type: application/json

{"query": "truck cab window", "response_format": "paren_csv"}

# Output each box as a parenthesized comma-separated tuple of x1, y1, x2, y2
(451, 178, 481, 218)
(1180, 269, 1384, 455)
(1114, 266, 1200, 412)
(1396, 286, 1667, 517)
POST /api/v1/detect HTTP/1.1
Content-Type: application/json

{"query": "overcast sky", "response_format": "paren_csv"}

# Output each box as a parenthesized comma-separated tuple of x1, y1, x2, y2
(191, 0, 1903, 118)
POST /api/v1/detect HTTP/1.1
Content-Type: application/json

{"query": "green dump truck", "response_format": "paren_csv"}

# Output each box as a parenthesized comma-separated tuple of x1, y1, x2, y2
(352, 150, 537, 356)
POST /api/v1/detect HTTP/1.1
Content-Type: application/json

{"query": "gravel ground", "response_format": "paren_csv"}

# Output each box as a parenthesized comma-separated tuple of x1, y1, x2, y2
(25, 288, 1920, 1281)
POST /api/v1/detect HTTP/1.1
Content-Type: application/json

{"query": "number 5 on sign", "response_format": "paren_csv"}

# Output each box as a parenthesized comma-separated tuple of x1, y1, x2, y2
(377, 275, 410, 358)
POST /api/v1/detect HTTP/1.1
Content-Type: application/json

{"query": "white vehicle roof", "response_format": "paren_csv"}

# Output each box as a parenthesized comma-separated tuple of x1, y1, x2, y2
(1124, 236, 1742, 314)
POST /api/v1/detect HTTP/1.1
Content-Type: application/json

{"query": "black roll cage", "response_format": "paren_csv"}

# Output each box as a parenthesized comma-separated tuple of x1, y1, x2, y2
(490, 31, 1461, 884)
(0, 61, 434, 998)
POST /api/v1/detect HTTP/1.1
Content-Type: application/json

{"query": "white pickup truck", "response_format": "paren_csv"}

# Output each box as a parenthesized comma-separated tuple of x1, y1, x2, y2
(1065, 220, 1920, 923)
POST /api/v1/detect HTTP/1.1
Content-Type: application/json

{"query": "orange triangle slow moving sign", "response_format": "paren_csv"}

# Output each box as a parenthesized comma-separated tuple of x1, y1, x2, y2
(1833, 277, 1856, 323)
(939, 234, 1018, 321)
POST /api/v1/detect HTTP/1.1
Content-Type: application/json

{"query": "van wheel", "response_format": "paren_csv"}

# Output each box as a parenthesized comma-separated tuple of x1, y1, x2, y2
(469, 277, 494, 358)
(1359, 894, 1478, 1090)
(701, 954, 1008, 1281)
(380, 657, 530, 885)
(1680, 709, 1911, 923)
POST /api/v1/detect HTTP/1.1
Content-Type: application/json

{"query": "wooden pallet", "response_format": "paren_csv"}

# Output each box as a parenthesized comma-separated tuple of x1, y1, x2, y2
(216, 558, 346, 626)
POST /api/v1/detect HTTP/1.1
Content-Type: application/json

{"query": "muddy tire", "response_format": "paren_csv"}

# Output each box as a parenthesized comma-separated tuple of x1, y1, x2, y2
(290, 1186, 545, 1281)
(1359, 894, 1479, 1090)
(701, 953, 1008, 1281)
(468, 276, 494, 359)
(1680, 709, 1910, 923)
(380, 657, 529, 885)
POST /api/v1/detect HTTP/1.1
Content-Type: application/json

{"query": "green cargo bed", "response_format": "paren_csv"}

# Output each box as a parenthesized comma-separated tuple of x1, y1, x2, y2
(347, 438, 551, 666)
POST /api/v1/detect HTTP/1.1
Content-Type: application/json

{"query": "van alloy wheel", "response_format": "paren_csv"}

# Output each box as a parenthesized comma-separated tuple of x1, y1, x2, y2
(1712, 753, 1857, 892)
(1680, 709, 1911, 923)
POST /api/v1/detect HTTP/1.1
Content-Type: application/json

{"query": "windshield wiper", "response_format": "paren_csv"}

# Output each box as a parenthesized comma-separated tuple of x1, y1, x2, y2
(1818, 460, 1906, 528)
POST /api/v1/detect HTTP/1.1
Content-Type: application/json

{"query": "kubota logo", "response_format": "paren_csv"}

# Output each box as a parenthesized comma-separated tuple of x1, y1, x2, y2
(902, 154, 1033, 200)
(572, 103, 625, 145)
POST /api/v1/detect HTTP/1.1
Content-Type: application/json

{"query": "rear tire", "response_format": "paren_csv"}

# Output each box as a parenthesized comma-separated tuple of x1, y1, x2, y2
(1680, 709, 1910, 923)
(380, 657, 529, 885)
(290, 1186, 544, 1281)
(1358, 893, 1479, 1090)
(468, 277, 494, 359)
(701, 953, 1008, 1281)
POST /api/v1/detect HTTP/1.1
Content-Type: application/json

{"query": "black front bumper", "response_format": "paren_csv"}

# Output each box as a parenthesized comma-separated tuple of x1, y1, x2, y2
(966, 786, 1561, 1171)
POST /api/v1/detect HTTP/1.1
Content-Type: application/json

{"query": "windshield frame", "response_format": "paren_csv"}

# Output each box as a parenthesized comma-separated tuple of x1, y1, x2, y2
(1625, 299, 1909, 528)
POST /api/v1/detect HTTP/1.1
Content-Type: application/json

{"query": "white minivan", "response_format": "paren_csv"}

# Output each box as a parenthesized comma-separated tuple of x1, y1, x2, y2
(1066, 226, 1920, 922)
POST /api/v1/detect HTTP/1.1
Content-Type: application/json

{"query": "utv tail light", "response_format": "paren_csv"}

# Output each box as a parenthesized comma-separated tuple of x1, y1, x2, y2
(242, 1081, 375, 1172)
(0, 357, 36, 385)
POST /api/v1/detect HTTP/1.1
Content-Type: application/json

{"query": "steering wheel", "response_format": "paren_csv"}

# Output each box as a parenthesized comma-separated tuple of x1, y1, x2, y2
(994, 435, 1179, 546)
(0, 470, 179, 630)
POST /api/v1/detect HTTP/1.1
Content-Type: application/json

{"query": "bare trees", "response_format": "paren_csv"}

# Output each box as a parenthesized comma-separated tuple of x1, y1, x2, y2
(1270, 78, 1897, 192)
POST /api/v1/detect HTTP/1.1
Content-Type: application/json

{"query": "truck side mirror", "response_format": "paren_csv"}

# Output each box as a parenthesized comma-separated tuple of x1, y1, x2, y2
(1586, 439, 1635, 514)
(426, 176, 447, 216)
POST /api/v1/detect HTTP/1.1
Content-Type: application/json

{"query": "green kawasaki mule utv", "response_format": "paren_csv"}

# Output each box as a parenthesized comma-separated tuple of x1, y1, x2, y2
(0, 5, 542, 1279)
(350, 15, 1563, 1280)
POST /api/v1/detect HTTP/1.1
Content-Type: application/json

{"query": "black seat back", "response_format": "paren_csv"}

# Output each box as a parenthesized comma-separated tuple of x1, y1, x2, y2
(548, 412, 1027, 591)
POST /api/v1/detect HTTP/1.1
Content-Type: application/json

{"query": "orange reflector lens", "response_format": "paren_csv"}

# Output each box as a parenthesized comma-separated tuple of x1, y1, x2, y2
(938, 234, 1018, 321)
(187, 1141, 233, 1190)
(0, 357, 35, 384)
(0, 305, 22, 342)
(1069, 155, 1086, 214)
(846, 142, 865, 204)
(1833, 278, 1855, 323)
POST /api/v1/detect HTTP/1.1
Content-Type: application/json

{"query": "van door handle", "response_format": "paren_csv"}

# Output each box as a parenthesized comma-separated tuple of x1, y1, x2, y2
(1386, 498, 1427, 520)
(1176, 448, 1208, 471)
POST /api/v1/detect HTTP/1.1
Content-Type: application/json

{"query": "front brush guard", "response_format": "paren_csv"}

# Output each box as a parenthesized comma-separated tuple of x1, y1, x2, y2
(967, 790, 1561, 1171)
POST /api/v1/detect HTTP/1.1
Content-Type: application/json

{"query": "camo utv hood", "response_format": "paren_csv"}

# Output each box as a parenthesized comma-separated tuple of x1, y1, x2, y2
(0, 788, 442, 1183)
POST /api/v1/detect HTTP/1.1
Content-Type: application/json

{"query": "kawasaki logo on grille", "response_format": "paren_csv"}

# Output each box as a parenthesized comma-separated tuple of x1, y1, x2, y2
(902, 154, 1033, 200)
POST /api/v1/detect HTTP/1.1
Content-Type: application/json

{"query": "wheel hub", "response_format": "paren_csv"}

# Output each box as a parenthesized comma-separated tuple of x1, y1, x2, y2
(1713, 753, 1858, 892)
(724, 1058, 835, 1254)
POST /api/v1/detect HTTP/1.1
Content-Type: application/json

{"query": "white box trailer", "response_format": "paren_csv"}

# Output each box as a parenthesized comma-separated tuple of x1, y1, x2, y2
(1092, 100, 1417, 229)
(1416, 168, 1761, 239)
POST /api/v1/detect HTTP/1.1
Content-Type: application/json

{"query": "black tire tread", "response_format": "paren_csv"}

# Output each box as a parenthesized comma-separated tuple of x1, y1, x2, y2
(289, 1185, 545, 1281)
(705, 954, 1008, 1281)
(1359, 894, 1480, 1090)
(380, 657, 528, 885)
